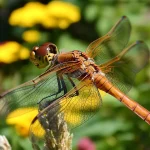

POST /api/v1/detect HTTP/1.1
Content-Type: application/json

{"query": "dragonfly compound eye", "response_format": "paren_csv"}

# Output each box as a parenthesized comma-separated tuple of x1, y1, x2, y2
(47, 43, 58, 54)
(30, 43, 58, 68)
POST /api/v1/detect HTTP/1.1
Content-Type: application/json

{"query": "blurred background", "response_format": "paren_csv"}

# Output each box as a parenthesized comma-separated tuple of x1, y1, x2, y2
(0, 0, 150, 150)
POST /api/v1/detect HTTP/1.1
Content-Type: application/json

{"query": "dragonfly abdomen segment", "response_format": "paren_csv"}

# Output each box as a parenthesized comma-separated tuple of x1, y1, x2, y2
(93, 73, 150, 124)
(108, 87, 150, 125)
(93, 74, 114, 93)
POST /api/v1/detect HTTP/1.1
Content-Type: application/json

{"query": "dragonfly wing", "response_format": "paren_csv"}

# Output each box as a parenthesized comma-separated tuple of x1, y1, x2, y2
(37, 74, 82, 111)
(100, 41, 149, 93)
(29, 79, 102, 142)
(0, 61, 80, 119)
(86, 16, 131, 65)
(0, 72, 60, 119)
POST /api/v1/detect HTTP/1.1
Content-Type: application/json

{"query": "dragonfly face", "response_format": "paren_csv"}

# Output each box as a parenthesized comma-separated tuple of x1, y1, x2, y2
(30, 42, 58, 68)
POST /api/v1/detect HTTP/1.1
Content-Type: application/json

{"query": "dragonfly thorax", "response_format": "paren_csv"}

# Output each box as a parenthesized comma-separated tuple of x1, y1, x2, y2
(57, 50, 101, 80)
(30, 42, 58, 68)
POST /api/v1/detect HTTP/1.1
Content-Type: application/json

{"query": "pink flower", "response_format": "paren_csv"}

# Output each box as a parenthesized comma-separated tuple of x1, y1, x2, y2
(77, 137, 96, 150)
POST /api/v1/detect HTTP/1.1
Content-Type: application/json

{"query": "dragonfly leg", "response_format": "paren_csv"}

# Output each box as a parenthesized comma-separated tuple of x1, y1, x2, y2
(38, 75, 79, 111)
(37, 75, 66, 105)
(67, 75, 79, 97)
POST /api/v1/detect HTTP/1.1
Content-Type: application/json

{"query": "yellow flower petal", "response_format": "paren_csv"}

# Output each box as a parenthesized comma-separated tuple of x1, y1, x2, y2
(47, 1, 80, 22)
(9, 1, 80, 29)
(7, 108, 38, 125)
(19, 47, 30, 60)
(22, 30, 40, 43)
(58, 19, 70, 29)
(6, 108, 44, 137)
(9, 2, 47, 27)
(46, 1, 80, 29)
(0, 41, 30, 63)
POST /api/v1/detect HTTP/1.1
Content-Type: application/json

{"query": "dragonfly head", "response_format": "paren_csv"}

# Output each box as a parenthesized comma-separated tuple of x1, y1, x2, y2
(30, 42, 58, 68)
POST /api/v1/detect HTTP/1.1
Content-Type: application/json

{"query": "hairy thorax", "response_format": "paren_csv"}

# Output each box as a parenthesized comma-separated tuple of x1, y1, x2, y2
(55, 50, 104, 80)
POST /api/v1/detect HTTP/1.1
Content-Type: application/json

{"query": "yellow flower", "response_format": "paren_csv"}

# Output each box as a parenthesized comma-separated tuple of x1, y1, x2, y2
(9, 2, 47, 27)
(44, 1, 81, 29)
(6, 108, 44, 137)
(0, 41, 30, 63)
(9, 1, 80, 29)
(22, 30, 40, 43)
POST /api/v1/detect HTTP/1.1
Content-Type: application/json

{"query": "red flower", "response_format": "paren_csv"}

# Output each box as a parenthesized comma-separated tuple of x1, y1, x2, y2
(77, 137, 96, 150)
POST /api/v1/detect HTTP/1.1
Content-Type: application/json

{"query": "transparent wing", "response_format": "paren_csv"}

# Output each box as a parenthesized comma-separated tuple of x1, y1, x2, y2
(0, 72, 62, 119)
(0, 61, 79, 119)
(86, 16, 131, 65)
(100, 41, 150, 93)
(29, 79, 101, 144)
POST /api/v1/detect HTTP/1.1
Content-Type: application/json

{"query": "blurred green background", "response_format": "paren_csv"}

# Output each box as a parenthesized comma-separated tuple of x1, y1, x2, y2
(0, 0, 150, 150)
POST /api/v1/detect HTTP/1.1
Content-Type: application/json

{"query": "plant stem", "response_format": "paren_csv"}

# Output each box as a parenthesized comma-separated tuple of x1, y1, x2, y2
(31, 106, 73, 150)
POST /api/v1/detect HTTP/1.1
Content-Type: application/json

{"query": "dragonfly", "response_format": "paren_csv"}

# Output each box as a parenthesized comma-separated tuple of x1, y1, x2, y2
(0, 16, 150, 139)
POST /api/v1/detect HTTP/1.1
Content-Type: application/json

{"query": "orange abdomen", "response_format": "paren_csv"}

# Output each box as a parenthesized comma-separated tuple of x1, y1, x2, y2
(94, 74, 150, 125)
